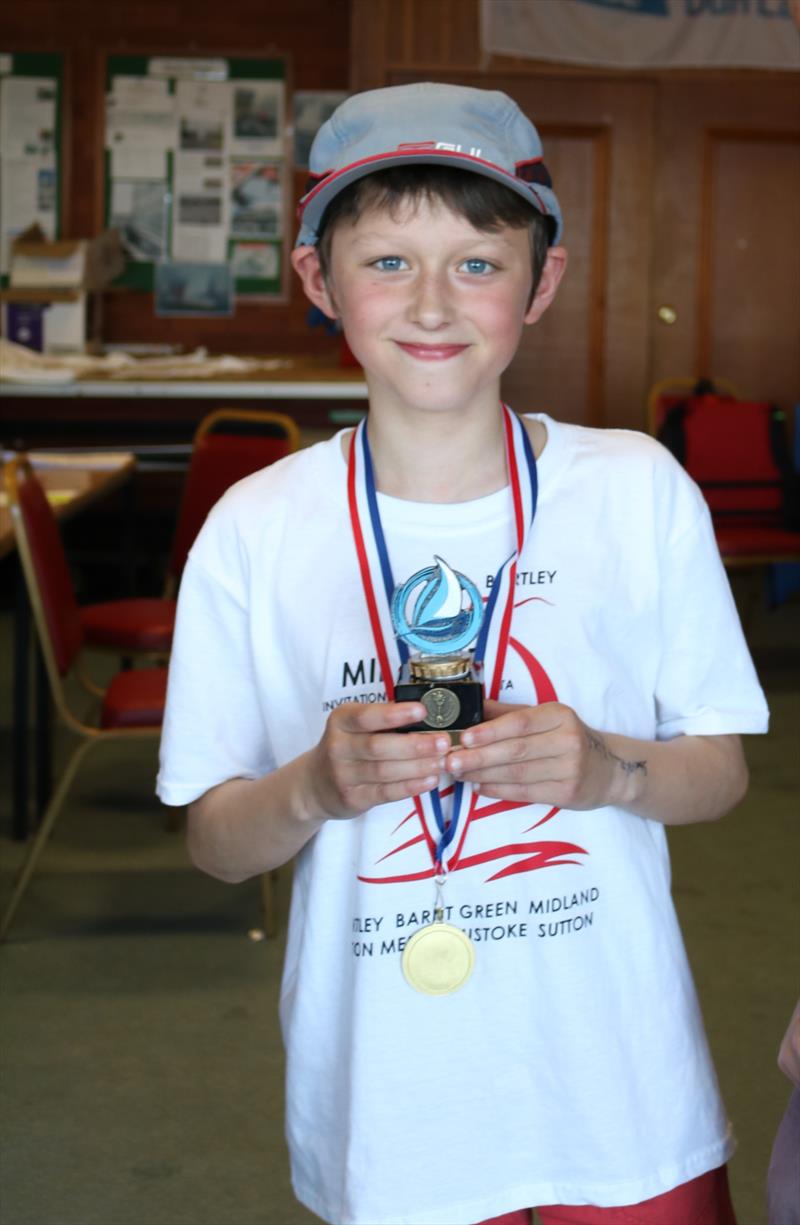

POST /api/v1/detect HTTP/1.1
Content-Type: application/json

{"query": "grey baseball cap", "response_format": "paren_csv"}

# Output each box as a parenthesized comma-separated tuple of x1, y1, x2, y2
(295, 82, 563, 247)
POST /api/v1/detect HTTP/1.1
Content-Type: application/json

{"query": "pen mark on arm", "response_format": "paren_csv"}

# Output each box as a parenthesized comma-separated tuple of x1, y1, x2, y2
(585, 729, 648, 778)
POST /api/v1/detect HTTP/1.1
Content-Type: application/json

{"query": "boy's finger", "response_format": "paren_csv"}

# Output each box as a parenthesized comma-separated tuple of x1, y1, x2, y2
(334, 701, 427, 734)
(447, 740, 561, 776)
(346, 774, 444, 808)
(359, 730, 450, 763)
(343, 757, 443, 787)
(461, 701, 564, 747)
(452, 757, 566, 786)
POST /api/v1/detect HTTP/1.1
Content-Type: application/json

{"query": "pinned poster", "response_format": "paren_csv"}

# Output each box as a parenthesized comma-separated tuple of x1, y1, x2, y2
(293, 91, 348, 168)
(230, 79, 284, 158)
(105, 54, 288, 298)
(0, 53, 63, 283)
(106, 75, 176, 153)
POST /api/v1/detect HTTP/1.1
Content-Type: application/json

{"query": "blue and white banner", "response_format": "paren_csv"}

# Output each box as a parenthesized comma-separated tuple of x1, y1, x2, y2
(481, 0, 800, 72)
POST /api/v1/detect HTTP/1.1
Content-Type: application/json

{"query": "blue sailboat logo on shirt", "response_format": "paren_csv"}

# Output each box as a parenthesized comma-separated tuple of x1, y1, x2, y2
(391, 556, 483, 655)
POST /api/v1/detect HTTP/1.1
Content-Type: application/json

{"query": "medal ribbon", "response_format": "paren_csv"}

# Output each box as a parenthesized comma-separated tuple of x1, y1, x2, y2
(347, 404, 538, 871)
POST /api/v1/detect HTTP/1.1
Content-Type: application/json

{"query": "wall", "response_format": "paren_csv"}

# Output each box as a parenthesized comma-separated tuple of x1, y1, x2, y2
(349, 0, 800, 429)
(0, 0, 352, 356)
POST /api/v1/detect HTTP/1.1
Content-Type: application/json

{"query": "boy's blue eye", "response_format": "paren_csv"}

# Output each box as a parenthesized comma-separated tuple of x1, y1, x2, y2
(461, 258, 494, 275)
(372, 256, 407, 272)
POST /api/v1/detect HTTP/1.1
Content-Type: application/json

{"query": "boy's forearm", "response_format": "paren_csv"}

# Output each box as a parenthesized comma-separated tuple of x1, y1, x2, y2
(596, 730, 748, 826)
(187, 752, 328, 883)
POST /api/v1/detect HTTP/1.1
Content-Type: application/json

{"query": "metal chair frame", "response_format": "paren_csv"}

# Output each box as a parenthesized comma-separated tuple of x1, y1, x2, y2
(1, 458, 165, 941)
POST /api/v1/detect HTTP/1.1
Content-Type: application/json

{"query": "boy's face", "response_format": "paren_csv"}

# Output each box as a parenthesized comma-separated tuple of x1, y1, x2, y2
(293, 196, 566, 420)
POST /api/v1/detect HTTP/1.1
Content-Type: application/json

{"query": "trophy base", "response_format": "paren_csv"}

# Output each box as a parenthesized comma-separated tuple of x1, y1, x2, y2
(395, 656, 483, 741)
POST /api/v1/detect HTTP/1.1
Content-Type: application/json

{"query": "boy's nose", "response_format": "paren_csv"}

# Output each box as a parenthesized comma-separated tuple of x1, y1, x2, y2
(407, 269, 452, 330)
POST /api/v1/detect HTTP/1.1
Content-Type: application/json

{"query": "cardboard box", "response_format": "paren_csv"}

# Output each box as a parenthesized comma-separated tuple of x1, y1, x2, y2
(8, 224, 124, 291)
(1, 225, 119, 353)
(4, 296, 88, 354)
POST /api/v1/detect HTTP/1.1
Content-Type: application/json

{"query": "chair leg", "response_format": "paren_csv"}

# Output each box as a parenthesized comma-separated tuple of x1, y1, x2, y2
(0, 738, 95, 942)
(260, 870, 279, 939)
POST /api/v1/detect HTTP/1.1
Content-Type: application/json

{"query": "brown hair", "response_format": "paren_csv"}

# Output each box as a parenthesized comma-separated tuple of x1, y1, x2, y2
(316, 164, 550, 298)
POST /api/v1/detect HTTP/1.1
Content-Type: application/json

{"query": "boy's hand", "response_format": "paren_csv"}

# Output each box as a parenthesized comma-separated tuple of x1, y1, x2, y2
(307, 701, 449, 821)
(444, 700, 643, 810)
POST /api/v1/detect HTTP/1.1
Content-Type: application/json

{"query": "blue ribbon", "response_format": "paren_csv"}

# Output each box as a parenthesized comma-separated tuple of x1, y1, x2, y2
(358, 411, 538, 868)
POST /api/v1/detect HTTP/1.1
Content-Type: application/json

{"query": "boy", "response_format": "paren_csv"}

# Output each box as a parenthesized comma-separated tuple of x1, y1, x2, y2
(158, 83, 768, 1225)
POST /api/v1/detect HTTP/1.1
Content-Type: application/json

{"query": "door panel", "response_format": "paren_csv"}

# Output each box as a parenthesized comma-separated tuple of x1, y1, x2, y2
(706, 134, 800, 402)
(652, 79, 800, 408)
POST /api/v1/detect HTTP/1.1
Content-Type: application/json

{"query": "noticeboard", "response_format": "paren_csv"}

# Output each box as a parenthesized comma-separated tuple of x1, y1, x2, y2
(104, 54, 289, 303)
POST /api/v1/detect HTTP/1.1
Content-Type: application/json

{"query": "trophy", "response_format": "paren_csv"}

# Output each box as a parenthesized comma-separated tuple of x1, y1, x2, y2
(391, 556, 484, 741)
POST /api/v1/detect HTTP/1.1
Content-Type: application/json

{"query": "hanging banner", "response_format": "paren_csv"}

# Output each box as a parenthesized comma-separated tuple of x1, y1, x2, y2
(480, 0, 800, 72)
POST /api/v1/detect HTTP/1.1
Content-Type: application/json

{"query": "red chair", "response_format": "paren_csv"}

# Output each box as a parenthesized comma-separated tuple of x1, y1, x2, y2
(1, 456, 168, 941)
(164, 408, 300, 597)
(79, 408, 300, 648)
(649, 378, 800, 568)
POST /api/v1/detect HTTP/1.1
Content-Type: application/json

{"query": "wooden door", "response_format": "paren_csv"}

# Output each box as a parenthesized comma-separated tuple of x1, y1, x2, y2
(651, 78, 800, 408)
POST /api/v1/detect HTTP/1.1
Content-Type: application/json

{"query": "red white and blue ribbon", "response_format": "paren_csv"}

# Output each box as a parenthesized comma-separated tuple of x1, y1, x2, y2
(347, 403, 538, 871)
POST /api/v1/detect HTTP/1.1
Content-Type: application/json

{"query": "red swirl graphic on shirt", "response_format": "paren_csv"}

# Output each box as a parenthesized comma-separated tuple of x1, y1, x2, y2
(358, 630, 589, 884)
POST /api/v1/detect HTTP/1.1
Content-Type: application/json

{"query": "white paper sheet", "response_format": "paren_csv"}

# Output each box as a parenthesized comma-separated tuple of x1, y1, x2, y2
(0, 156, 56, 273)
(109, 179, 168, 261)
(0, 76, 57, 158)
(229, 79, 284, 157)
(293, 90, 347, 168)
(110, 146, 168, 180)
(106, 76, 176, 152)
(229, 159, 282, 240)
(172, 151, 228, 261)
(176, 79, 230, 154)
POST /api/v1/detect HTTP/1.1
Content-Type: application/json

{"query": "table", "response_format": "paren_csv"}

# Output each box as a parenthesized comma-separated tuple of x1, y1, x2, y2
(0, 356, 369, 449)
(3, 452, 136, 839)
(1, 452, 136, 558)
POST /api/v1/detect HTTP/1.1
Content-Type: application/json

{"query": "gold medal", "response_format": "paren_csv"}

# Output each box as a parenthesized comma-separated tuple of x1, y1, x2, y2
(420, 686, 461, 729)
(402, 918, 475, 996)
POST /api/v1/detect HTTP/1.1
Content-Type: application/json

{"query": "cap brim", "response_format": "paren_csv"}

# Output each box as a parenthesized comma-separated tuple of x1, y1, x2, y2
(295, 148, 562, 247)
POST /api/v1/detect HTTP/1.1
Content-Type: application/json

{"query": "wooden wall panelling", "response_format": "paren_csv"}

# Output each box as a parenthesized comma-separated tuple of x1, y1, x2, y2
(350, 0, 482, 89)
(699, 129, 800, 403)
(651, 77, 800, 408)
(350, 0, 800, 427)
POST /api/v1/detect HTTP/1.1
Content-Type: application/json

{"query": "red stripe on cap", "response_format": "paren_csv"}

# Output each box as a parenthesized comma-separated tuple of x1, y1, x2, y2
(297, 148, 551, 220)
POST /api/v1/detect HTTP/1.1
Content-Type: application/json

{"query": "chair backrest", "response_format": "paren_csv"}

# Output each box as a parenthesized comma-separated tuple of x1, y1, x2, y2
(168, 408, 300, 584)
(4, 457, 84, 678)
(657, 392, 795, 524)
(647, 376, 740, 435)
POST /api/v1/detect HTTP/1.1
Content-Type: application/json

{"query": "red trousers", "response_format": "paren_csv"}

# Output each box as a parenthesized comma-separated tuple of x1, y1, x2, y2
(480, 1165, 737, 1225)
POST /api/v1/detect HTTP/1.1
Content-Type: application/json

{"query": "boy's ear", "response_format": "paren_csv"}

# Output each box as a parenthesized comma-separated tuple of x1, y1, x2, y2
(523, 246, 568, 325)
(290, 245, 338, 320)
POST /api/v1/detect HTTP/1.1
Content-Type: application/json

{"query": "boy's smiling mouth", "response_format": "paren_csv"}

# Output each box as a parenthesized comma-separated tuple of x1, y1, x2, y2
(394, 342, 469, 360)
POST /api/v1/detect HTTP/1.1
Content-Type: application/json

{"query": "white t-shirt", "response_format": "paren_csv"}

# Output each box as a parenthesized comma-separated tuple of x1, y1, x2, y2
(158, 415, 768, 1225)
